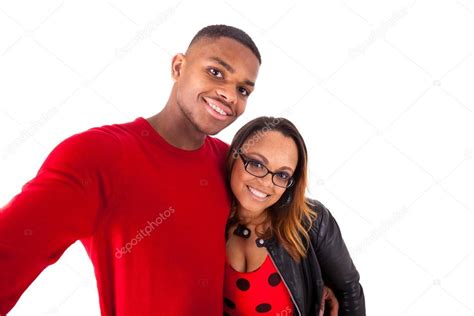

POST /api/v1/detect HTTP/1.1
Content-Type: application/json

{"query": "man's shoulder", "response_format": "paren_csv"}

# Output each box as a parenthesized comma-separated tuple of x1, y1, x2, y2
(86, 117, 143, 138)
(207, 136, 230, 152)
(46, 119, 141, 164)
(70, 117, 146, 146)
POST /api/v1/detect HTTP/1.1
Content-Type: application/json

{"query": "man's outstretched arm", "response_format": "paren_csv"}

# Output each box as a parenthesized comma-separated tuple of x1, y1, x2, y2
(0, 129, 120, 313)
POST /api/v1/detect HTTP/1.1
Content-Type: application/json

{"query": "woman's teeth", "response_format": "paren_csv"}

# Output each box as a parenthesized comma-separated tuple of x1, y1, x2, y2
(208, 102, 227, 116)
(248, 186, 269, 199)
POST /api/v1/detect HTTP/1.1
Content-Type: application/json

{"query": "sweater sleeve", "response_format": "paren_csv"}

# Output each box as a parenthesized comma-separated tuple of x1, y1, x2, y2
(0, 128, 121, 314)
(309, 200, 366, 316)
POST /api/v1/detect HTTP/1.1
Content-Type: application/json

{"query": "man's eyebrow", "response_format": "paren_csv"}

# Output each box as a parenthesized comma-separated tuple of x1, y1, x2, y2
(244, 80, 255, 87)
(209, 57, 235, 73)
(208, 57, 255, 87)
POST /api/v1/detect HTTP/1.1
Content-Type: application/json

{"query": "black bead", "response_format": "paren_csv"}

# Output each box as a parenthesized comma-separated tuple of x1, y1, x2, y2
(256, 238, 266, 248)
(233, 224, 251, 239)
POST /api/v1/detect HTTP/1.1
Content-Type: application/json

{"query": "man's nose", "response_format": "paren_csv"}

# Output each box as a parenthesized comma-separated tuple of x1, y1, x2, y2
(216, 85, 237, 105)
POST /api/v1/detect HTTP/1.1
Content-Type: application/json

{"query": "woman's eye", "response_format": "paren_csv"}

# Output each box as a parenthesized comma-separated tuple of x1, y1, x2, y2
(239, 87, 250, 96)
(276, 172, 290, 180)
(208, 68, 223, 78)
(249, 160, 264, 169)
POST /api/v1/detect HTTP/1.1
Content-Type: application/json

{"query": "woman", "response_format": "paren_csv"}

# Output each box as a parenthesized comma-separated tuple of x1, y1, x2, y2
(223, 117, 365, 316)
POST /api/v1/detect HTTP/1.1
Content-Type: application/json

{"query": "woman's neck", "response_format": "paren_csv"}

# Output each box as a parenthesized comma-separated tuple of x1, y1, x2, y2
(236, 207, 269, 233)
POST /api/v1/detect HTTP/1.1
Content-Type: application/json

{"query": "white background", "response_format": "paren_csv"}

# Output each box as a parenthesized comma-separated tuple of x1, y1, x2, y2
(1, 0, 473, 315)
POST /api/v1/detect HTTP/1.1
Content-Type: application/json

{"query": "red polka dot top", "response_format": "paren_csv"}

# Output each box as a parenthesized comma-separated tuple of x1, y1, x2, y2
(224, 254, 294, 315)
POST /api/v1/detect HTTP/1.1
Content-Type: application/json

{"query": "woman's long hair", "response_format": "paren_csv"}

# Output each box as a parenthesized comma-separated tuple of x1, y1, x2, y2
(226, 116, 316, 261)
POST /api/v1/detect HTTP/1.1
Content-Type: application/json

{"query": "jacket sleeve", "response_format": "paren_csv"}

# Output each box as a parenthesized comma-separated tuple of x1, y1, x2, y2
(308, 199, 366, 316)
(0, 129, 120, 314)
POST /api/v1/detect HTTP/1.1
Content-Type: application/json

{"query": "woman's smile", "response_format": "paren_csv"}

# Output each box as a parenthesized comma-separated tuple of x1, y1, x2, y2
(246, 185, 271, 201)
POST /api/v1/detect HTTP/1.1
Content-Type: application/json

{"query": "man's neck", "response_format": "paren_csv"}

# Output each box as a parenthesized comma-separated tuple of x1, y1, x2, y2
(147, 103, 207, 151)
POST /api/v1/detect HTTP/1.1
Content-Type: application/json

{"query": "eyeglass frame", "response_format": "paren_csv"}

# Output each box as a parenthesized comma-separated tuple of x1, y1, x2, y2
(238, 153, 295, 188)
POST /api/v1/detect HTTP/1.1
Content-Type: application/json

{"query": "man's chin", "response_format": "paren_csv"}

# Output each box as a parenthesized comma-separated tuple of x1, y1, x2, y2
(207, 126, 228, 136)
(199, 120, 233, 136)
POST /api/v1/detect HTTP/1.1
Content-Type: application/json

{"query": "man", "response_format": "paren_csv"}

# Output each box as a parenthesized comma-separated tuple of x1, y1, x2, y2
(0, 25, 336, 315)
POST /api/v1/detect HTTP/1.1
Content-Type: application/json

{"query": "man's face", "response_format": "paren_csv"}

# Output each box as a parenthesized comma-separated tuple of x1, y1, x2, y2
(172, 37, 260, 135)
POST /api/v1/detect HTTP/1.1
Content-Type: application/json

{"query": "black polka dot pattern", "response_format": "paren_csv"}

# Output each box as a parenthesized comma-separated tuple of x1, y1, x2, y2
(236, 278, 250, 291)
(268, 272, 282, 286)
(224, 256, 292, 315)
(224, 297, 236, 309)
(256, 303, 272, 313)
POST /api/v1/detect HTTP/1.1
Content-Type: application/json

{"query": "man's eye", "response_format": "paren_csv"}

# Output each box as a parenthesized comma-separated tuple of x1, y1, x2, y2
(239, 87, 250, 96)
(208, 68, 223, 78)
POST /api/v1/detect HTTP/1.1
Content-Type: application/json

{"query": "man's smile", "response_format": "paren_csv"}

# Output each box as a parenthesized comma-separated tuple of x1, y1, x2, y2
(203, 96, 233, 120)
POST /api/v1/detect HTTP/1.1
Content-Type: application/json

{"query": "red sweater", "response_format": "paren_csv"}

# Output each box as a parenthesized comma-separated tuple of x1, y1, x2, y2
(0, 118, 231, 315)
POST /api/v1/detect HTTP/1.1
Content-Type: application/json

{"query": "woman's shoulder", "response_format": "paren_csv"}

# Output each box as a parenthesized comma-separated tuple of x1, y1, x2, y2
(305, 198, 326, 213)
(304, 198, 334, 241)
(304, 198, 328, 224)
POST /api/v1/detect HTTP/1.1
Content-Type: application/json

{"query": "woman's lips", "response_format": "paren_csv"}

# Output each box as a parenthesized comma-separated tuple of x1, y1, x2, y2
(247, 185, 270, 201)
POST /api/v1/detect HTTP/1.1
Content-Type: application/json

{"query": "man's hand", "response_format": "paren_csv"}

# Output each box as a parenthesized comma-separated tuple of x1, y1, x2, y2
(319, 286, 339, 316)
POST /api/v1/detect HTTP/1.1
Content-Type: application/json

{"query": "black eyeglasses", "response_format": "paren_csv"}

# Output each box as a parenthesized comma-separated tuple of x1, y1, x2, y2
(238, 153, 295, 188)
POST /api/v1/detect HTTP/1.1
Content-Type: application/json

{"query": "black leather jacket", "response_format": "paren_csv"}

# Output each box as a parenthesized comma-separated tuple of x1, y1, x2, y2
(261, 199, 366, 315)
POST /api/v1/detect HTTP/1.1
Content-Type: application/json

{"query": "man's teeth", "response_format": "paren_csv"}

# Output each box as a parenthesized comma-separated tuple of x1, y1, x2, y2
(208, 102, 227, 116)
(248, 186, 268, 198)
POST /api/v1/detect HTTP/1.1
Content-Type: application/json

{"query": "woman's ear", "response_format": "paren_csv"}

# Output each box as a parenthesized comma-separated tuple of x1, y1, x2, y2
(171, 53, 185, 81)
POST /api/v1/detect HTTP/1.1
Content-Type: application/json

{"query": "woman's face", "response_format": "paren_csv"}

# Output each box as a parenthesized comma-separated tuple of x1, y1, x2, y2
(230, 130, 298, 219)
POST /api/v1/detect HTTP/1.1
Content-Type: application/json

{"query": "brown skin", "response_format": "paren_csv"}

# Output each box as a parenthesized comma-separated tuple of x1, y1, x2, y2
(230, 131, 298, 225)
(319, 286, 339, 316)
(147, 33, 337, 314)
(228, 131, 338, 314)
(147, 37, 260, 150)
(227, 131, 298, 273)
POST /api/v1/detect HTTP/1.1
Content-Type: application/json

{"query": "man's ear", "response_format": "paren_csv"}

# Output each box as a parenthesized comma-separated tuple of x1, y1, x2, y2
(171, 53, 185, 82)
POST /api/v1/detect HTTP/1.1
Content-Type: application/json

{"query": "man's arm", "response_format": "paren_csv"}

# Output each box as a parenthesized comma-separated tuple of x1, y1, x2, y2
(320, 285, 339, 316)
(0, 129, 120, 314)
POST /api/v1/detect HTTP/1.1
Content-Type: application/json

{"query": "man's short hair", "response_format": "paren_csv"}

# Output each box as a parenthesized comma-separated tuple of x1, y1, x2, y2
(189, 25, 261, 64)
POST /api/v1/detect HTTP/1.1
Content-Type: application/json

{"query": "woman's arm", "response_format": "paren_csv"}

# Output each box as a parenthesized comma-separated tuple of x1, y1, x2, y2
(308, 199, 366, 316)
